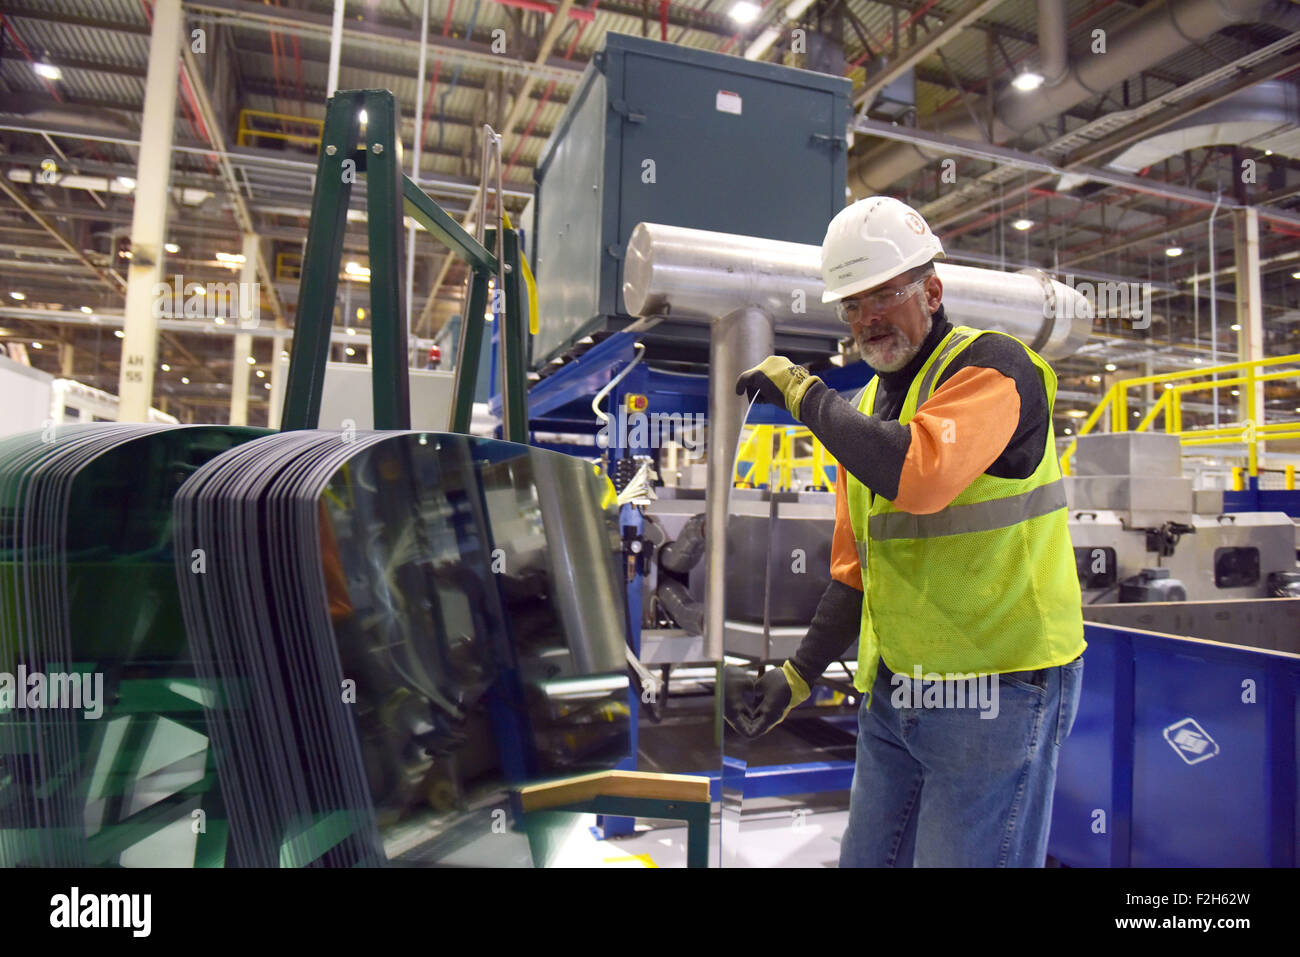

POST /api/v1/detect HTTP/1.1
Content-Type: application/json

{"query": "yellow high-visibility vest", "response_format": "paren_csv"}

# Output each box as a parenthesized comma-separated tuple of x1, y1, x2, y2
(846, 325, 1085, 695)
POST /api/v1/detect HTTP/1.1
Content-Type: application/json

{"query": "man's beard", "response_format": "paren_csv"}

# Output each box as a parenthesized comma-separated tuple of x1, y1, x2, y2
(856, 324, 922, 372)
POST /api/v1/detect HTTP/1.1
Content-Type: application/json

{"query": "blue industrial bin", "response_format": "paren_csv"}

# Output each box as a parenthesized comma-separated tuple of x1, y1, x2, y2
(530, 32, 851, 367)
(1050, 619, 1299, 867)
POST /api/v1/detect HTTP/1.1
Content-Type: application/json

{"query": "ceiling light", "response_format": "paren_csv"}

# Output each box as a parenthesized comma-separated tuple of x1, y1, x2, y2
(729, 1, 760, 23)
(1291, 271, 1300, 280)
(1091, 374, 1101, 382)
(181, 376, 190, 384)
(1265, 150, 1274, 157)
(119, 250, 132, 259)
(281, 350, 289, 359)
(1104, 363, 1117, 372)
(31, 341, 42, 349)
(1011, 218, 1033, 231)
(9, 291, 25, 301)
(80, 306, 93, 314)
(214, 316, 226, 325)
(356, 307, 366, 320)
(115, 176, 135, 189)
(1231, 389, 1240, 397)
(114, 330, 124, 339)
(1230, 323, 1241, 331)
(164, 242, 180, 254)
(215, 252, 245, 265)
(161, 363, 171, 371)
(247, 356, 257, 365)
(346, 327, 356, 335)
(1163, 383, 1172, 389)
(33, 62, 62, 81)
(345, 346, 356, 356)
(256, 369, 265, 378)
(264, 382, 271, 390)
(1012, 71, 1043, 92)
(1063, 428, 1072, 435)
(1165, 246, 1182, 257)
(344, 261, 370, 280)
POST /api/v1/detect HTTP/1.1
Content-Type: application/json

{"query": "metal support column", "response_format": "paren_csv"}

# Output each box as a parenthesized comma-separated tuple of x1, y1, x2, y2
(704, 307, 774, 660)
(1235, 207, 1264, 470)
(116, 0, 182, 422)
(229, 232, 258, 426)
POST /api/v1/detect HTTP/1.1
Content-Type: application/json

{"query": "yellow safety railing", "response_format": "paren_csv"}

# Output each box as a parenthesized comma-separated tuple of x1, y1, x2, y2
(735, 425, 835, 490)
(1059, 352, 1300, 478)
(236, 109, 324, 149)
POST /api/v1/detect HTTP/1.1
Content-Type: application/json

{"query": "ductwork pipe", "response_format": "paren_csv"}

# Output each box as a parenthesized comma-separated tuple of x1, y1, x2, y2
(848, 0, 1289, 195)
(1037, 0, 1069, 87)
(622, 222, 1093, 359)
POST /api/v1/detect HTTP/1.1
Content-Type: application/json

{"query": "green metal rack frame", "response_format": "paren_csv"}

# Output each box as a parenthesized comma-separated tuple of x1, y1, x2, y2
(280, 89, 527, 441)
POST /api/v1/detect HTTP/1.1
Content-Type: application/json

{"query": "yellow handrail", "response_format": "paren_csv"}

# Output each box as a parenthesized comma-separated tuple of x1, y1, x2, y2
(236, 109, 324, 149)
(735, 425, 835, 490)
(1059, 352, 1300, 478)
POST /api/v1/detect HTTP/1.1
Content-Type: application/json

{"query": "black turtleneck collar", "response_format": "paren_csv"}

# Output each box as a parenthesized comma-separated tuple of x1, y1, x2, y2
(876, 304, 952, 388)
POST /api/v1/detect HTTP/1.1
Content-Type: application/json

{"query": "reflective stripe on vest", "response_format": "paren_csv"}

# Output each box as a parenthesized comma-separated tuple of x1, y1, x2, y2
(867, 478, 1067, 540)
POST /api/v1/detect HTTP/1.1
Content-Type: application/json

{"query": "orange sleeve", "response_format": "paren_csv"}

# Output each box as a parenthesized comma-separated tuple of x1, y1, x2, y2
(829, 466, 863, 591)
(891, 366, 1020, 515)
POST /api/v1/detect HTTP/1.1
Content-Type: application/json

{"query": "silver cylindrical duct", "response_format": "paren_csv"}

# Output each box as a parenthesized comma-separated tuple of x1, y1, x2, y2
(622, 222, 1093, 359)
(1037, 0, 1069, 87)
(705, 307, 773, 660)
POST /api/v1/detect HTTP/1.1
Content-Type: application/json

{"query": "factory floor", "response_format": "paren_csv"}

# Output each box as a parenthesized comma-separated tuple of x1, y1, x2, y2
(544, 795, 851, 868)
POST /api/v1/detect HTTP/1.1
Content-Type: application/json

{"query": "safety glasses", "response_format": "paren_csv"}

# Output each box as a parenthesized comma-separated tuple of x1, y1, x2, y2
(836, 278, 927, 326)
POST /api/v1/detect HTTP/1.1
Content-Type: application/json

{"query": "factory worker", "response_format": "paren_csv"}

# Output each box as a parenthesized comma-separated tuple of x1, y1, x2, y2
(730, 196, 1085, 868)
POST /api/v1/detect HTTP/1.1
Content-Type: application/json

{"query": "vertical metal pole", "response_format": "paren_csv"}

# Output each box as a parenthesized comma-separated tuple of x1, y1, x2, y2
(704, 307, 773, 660)
(449, 272, 490, 432)
(406, 0, 430, 356)
(327, 0, 345, 97)
(1208, 194, 1221, 429)
(268, 342, 286, 429)
(229, 232, 258, 426)
(500, 228, 527, 443)
(364, 91, 411, 430)
(1235, 207, 1264, 471)
(281, 91, 358, 431)
(117, 0, 182, 422)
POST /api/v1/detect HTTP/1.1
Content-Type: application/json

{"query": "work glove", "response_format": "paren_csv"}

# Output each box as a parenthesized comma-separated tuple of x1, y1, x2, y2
(735, 356, 820, 420)
(727, 661, 811, 738)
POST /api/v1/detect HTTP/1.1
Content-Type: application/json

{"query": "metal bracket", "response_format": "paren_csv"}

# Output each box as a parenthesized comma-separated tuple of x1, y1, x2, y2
(610, 99, 646, 123)
(606, 243, 625, 259)
(810, 132, 847, 150)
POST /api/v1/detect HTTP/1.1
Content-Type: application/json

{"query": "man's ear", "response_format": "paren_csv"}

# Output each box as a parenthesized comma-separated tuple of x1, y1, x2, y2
(924, 274, 943, 313)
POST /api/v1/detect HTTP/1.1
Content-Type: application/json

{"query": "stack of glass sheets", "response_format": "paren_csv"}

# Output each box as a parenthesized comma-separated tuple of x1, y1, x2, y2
(0, 424, 267, 867)
(172, 430, 631, 867)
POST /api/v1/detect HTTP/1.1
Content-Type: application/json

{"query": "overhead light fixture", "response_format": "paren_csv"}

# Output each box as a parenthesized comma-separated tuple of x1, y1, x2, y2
(784, 0, 816, 17)
(1063, 427, 1072, 435)
(1011, 218, 1033, 231)
(280, 350, 289, 359)
(80, 306, 92, 314)
(1090, 374, 1102, 383)
(246, 356, 257, 365)
(9, 291, 25, 301)
(161, 363, 171, 371)
(1163, 383, 1172, 390)
(1104, 363, 1117, 372)
(1012, 71, 1044, 92)
(1193, 357, 1203, 364)
(359, 109, 368, 125)
(164, 242, 180, 254)
(1231, 389, 1240, 397)
(729, 1, 760, 23)
(1291, 271, 1300, 280)
(214, 316, 226, 325)
(264, 382, 271, 390)
(1265, 150, 1274, 156)
(215, 252, 245, 265)
(31, 341, 43, 349)
(181, 376, 190, 384)
(33, 62, 63, 81)
(1230, 323, 1241, 331)
(345, 346, 356, 356)
(115, 176, 136, 189)
(1165, 246, 1183, 257)
(114, 330, 125, 339)
(256, 369, 265, 378)
(356, 307, 366, 320)
(745, 26, 782, 60)
(346, 327, 356, 336)
(344, 261, 370, 280)
(119, 250, 132, 259)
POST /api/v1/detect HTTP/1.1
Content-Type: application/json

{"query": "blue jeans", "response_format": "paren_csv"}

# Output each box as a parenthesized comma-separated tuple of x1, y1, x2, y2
(839, 655, 1084, 867)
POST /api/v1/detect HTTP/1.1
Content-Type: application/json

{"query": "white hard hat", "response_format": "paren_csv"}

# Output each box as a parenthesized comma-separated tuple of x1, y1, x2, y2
(820, 196, 945, 303)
